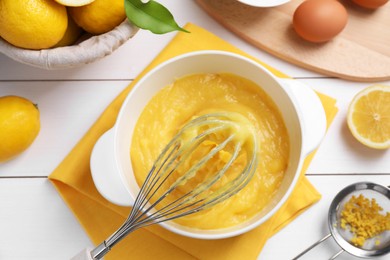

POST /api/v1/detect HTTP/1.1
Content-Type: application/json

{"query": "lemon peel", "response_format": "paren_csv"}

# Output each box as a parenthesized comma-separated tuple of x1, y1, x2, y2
(0, 96, 40, 163)
(0, 0, 67, 49)
(69, 0, 126, 35)
(53, 15, 83, 47)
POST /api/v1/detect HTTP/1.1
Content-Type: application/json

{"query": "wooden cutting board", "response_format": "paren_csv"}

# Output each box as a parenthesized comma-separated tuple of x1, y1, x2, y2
(196, 0, 390, 82)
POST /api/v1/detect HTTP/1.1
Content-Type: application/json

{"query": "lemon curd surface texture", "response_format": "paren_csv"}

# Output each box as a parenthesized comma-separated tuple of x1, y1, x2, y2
(130, 73, 290, 230)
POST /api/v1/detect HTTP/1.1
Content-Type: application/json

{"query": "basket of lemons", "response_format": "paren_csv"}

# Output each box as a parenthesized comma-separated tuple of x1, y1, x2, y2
(0, 0, 185, 69)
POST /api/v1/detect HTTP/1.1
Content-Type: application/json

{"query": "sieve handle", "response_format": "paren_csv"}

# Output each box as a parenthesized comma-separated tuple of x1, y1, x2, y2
(329, 249, 345, 260)
(292, 233, 332, 259)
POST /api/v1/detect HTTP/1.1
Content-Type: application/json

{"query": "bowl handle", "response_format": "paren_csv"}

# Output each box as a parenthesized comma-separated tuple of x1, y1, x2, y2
(278, 78, 327, 156)
(90, 128, 134, 207)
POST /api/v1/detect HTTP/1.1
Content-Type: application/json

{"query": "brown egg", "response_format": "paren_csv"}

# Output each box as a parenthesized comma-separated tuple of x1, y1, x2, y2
(352, 0, 388, 9)
(293, 0, 348, 43)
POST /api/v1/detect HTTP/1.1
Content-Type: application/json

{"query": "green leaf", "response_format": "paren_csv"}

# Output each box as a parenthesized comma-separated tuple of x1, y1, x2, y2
(124, 0, 189, 34)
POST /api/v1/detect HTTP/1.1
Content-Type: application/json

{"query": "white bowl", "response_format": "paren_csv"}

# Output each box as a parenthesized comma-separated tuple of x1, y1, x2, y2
(0, 21, 138, 69)
(237, 0, 290, 7)
(90, 50, 327, 239)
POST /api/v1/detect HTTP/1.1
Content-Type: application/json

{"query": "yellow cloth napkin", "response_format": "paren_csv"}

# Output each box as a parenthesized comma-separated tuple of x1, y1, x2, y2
(49, 23, 338, 260)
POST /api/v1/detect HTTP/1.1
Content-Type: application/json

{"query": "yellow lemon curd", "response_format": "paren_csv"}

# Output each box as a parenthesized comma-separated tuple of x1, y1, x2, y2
(130, 73, 289, 230)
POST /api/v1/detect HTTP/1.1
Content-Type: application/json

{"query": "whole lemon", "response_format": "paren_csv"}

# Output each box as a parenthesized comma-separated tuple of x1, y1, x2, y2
(0, 0, 68, 50)
(69, 0, 126, 35)
(54, 15, 83, 47)
(0, 96, 40, 163)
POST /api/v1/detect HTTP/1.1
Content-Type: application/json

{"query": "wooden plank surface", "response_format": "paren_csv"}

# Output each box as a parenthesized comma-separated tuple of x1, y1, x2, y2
(0, 178, 93, 260)
(0, 176, 389, 259)
(196, 0, 390, 82)
(1, 79, 389, 177)
(0, 1, 389, 259)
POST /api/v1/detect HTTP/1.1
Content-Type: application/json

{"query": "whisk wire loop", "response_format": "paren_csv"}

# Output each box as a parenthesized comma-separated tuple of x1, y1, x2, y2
(92, 113, 258, 259)
(129, 124, 232, 226)
(135, 135, 240, 224)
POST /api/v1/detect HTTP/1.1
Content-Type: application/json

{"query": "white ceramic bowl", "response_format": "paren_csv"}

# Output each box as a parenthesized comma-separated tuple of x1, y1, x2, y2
(90, 50, 327, 239)
(237, 0, 290, 7)
(0, 21, 138, 69)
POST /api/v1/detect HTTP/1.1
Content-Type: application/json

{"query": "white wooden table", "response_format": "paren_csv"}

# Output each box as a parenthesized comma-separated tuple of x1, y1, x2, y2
(0, 1, 389, 259)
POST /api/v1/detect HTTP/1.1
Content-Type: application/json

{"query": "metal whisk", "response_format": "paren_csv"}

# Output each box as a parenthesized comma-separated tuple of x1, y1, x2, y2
(90, 112, 258, 259)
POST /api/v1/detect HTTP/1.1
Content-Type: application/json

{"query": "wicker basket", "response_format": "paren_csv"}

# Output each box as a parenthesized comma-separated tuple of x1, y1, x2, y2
(0, 20, 138, 70)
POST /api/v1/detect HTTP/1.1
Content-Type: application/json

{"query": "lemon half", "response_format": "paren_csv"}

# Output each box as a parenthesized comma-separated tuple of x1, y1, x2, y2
(347, 85, 390, 149)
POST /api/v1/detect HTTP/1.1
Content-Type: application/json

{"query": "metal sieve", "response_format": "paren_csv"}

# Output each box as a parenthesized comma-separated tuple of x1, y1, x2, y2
(293, 182, 390, 259)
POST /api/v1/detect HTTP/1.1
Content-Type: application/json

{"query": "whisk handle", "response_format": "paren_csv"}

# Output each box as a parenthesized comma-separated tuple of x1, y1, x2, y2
(71, 243, 110, 260)
(71, 248, 94, 260)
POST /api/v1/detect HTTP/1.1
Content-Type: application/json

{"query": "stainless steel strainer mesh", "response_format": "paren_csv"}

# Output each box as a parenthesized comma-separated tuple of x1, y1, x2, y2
(294, 182, 390, 259)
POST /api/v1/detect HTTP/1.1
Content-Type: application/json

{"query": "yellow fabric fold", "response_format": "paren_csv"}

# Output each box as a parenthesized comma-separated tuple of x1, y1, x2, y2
(49, 23, 338, 260)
